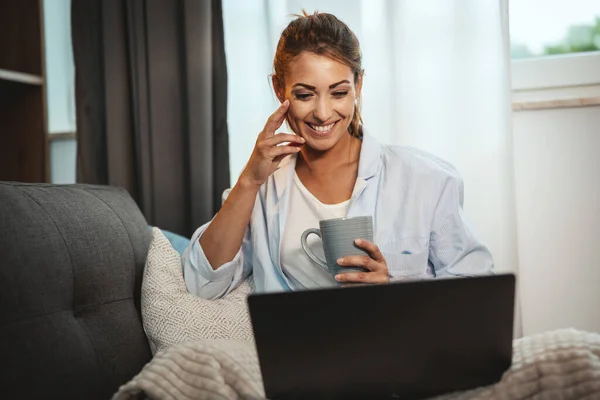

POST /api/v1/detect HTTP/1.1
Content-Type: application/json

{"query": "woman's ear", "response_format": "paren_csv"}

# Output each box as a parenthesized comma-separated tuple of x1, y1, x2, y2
(272, 75, 286, 103)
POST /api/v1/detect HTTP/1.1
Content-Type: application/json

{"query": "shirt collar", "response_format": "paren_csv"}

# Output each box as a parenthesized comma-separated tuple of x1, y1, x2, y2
(357, 131, 383, 180)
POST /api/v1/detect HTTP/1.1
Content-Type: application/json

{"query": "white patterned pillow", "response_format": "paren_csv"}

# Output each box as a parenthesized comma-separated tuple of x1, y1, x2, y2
(141, 227, 254, 354)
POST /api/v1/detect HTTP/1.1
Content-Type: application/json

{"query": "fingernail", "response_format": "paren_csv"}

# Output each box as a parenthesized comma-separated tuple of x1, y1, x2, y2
(299, 137, 305, 142)
(282, 99, 289, 107)
(355, 239, 362, 244)
(335, 275, 341, 281)
(337, 258, 343, 264)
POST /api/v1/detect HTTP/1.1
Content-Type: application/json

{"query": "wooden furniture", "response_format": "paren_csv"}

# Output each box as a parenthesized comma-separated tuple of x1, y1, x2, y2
(0, 0, 48, 182)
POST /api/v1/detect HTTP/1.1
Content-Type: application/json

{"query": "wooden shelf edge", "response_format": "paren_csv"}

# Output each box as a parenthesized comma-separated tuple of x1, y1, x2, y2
(0, 69, 43, 85)
(49, 132, 76, 141)
(513, 97, 600, 111)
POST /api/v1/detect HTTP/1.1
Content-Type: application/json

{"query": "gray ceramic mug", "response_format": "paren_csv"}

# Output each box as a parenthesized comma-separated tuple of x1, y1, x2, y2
(300, 216, 373, 277)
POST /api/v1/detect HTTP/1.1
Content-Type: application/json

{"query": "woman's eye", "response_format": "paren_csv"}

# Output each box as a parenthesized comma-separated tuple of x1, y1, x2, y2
(295, 93, 313, 100)
(332, 91, 349, 98)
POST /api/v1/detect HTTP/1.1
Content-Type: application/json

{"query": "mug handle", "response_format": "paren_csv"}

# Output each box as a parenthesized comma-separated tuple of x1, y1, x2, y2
(300, 228, 328, 269)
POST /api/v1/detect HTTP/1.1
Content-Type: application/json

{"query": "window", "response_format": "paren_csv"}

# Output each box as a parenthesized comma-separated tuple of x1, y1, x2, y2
(509, 0, 600, 91)
(43, 0, 77, 184)
(510, 0, 600, 59)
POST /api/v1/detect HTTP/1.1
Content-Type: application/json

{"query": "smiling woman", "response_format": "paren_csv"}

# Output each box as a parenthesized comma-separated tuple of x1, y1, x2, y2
(279, 53, 359, 147)
(182, 11, 494, 299)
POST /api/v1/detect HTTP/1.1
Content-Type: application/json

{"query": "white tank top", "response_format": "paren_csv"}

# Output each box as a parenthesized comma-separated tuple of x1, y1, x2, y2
(280, 173, 350, 289)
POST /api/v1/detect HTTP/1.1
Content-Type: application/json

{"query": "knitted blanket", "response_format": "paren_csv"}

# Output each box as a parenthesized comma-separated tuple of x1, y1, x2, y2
(113, 328, 600, 400)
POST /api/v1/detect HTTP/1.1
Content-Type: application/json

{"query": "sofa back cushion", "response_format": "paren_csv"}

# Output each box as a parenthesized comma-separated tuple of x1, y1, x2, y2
(0, 182, 152, 399)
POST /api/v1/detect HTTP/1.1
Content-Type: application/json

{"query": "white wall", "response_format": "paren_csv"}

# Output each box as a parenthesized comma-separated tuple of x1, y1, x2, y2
(512, 104, 600, 335)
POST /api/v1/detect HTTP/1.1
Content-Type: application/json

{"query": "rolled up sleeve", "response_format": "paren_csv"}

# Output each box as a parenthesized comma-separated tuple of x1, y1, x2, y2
(182, 188, 253, 299)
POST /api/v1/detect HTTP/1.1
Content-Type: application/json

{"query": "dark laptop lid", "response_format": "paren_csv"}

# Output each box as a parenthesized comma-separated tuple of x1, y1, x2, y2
(247, 274, 515, 400)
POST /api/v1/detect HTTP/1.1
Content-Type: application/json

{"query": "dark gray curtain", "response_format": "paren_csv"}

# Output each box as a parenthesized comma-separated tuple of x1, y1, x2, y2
(72, 0, 230, 237)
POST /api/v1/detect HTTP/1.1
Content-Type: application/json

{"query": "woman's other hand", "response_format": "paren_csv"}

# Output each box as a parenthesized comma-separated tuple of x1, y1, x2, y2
(239, 100, 305, 187)
(335, 239, 390, 284)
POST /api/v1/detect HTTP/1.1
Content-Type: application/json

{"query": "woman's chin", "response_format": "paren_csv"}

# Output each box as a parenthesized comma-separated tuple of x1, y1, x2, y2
(302, 133, 345, 152)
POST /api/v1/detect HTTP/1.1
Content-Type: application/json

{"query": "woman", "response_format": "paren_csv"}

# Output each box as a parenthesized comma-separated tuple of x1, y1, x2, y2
(183, 12, 493, 300)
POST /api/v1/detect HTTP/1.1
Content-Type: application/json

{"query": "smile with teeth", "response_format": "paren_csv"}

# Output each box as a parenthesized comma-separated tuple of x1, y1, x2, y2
(307, 121, 337, 133)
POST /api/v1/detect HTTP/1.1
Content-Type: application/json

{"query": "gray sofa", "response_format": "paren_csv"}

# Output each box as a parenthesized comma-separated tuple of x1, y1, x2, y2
(0, 182, 153, 399)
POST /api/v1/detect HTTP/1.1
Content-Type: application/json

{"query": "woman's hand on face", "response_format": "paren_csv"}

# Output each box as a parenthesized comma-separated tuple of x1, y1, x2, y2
(335, 239, 390, 284)
(239, 100, 305, 187)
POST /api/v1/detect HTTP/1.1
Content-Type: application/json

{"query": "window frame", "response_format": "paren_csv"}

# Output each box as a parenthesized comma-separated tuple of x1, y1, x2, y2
(511, 52, 600, 91)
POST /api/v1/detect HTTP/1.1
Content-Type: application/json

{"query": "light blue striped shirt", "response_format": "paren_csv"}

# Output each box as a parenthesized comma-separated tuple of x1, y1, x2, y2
(183, 133, 494, 299)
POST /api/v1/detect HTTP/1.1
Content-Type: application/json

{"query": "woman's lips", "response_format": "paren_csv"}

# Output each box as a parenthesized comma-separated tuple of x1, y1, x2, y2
(304, 121, 338, 137)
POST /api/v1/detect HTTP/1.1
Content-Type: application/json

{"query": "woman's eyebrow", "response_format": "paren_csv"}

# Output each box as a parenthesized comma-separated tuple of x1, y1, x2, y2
(329, 80, 350, 89)
(292, 83, 316, 90)
(292, 80, 351, 90)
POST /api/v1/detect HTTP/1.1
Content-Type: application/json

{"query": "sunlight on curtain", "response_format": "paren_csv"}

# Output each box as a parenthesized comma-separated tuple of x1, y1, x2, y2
(384, 0, 519, 285)
(223, 0, 519, 334)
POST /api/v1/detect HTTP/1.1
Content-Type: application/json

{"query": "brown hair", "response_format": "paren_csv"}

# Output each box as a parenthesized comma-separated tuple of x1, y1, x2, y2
(273, 11, 364, 137)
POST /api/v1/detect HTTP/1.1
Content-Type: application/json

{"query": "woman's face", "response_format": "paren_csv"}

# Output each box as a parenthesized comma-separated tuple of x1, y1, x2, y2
(277, 52, 362, 152)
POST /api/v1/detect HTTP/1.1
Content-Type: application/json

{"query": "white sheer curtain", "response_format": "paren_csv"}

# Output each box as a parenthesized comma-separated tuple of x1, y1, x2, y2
(224, 0, 520, 334)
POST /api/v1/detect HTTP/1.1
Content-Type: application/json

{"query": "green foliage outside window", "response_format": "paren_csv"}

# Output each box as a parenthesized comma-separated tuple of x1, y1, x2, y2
(511, 16, 600, 59)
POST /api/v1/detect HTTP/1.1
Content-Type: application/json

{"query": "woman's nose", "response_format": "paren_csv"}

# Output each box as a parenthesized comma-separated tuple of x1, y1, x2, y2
(313, 97, 333, 123)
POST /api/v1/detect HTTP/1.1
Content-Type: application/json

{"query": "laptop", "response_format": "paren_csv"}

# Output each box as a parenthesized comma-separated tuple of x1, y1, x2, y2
(247, 274, 515, 399)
